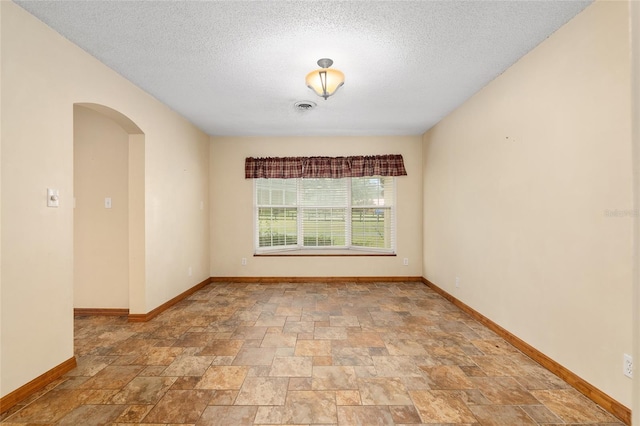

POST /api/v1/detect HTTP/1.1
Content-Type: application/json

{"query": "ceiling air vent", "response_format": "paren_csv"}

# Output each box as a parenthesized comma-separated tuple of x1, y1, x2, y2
(294, 101, 316, 111)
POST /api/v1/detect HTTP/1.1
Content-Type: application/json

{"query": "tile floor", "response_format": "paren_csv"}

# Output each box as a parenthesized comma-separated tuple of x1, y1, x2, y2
(0, 281, 625, 425)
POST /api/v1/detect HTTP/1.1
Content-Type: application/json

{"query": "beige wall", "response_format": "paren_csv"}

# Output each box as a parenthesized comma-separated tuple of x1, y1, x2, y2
(422, 0, 632, 407)
(210, 136, 423, 278)
(74, 105, 129, 309)
(0, 2, 3, 399)
(0, 1, 209, 397)
(631, 0, 640, 420)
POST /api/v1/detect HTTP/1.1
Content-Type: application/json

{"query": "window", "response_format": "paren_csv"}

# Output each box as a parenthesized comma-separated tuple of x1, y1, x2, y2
(255, 177, 396, 253)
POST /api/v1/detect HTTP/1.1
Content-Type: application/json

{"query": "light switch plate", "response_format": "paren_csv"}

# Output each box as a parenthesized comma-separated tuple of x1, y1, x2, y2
(47, 188, 59, 208)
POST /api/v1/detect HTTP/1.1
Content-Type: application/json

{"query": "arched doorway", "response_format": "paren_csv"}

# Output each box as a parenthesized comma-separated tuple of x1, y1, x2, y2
(73, 103, 145, 314)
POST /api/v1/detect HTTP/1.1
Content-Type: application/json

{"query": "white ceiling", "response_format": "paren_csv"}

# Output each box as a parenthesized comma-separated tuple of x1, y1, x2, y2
(16, 1, 592, 137)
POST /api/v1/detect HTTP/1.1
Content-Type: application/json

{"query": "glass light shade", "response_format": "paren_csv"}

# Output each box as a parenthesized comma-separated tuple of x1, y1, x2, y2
(306, 67, 345, 99)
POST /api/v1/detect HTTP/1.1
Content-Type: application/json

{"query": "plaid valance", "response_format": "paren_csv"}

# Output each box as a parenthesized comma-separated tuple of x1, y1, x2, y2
(245, 155, 407, 179)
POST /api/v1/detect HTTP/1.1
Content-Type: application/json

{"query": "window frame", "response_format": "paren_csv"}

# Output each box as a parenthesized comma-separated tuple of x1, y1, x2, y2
(254, 177, 397, 255)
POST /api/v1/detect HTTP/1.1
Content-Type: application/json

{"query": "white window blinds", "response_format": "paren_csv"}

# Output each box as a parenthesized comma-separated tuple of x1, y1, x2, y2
(255, 177, 396, 253)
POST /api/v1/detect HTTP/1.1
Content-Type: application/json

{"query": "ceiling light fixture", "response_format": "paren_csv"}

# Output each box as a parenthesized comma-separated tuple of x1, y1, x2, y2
(306, 58, 344, 100)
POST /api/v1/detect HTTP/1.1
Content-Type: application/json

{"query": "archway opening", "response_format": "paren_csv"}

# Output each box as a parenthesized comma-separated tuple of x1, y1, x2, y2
(73, 103, 145, 314)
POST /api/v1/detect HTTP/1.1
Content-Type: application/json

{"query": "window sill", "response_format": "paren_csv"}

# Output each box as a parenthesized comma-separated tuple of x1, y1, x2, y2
(254, 249, 396, 257)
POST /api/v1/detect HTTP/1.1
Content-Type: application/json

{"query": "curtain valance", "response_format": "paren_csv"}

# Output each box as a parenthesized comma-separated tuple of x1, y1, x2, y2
(245, 155, 407, 179)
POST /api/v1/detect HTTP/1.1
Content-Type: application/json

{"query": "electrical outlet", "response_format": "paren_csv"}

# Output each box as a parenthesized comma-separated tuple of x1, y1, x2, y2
(241, 258, 247, 266)
(403, 258, 409, 266)
(455, 276, 460, 288)
(623, 353, 633, 378)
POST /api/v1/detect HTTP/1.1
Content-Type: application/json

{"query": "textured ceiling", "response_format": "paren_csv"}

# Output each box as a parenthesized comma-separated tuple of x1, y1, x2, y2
(16, 1, 592, 137)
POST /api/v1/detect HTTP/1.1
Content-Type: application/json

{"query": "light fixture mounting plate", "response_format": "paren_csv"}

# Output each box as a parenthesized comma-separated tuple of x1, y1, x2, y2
(317, 58, 333, 68)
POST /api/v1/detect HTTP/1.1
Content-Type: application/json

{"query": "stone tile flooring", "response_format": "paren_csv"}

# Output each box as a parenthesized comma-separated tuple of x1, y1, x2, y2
(0, 281, 625, 425)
